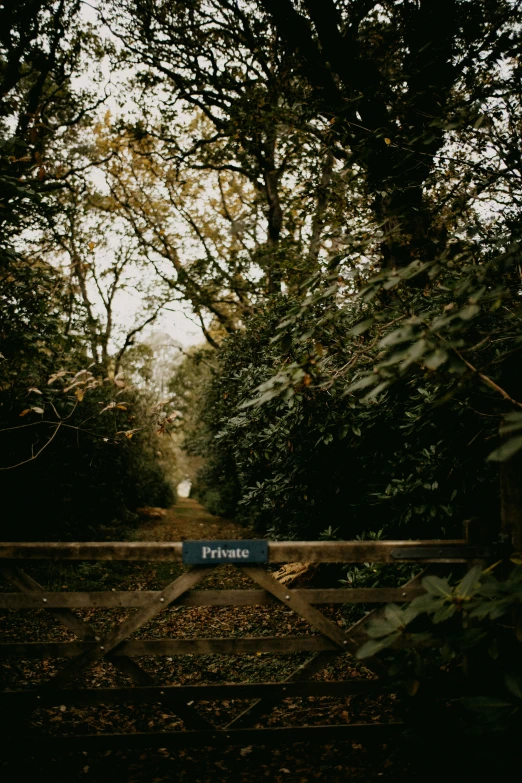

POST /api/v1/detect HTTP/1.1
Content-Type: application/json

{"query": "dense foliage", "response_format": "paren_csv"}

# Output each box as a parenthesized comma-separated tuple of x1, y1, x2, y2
(180, 292, 501, 540)
(355, 558, 522, 740)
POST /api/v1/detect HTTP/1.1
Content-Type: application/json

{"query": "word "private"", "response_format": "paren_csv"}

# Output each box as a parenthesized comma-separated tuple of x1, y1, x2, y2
(202, 545, 250, 559)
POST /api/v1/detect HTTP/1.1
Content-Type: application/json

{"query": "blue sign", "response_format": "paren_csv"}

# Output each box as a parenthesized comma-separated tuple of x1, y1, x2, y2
(182, 540, 268, 564)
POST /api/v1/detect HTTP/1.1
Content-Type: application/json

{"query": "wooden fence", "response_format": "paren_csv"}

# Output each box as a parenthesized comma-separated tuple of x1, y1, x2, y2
(0, 537, 492, 750)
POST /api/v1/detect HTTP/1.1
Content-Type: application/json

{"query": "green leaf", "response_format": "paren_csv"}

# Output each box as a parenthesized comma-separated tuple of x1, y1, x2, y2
(382, 276, 401, 290)
(504, 412, 522, 423)
(462, 697, 513, 711)
(356, 632, 401, 659)
(362, 381, 391, 401)
(366, 617, 398, 638)
(456, 566, 482, 599)
(458, 304, 480, 320)
(487, 435, 522, 462)
(383, 603, 405, 630)
(401, 339, 427, 365)
(499, 413, 522, 436)
(422, 575, 453, 598)
(407, 593, 442, 615)
(379, 326, 413, 348)
(346, 374, 377, 393)
(424, 349, 448, 370)
(505, 674, 522, 700)
(432, 602, 457, 624)
(348, 318, 374, 336)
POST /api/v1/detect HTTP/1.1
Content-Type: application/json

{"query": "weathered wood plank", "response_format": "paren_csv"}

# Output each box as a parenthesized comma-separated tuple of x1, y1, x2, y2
(0, 542, 186, 561)
(0, 680, 384, 708)
(241, 566, 349, 651)
(47, 566, 213, 688)
(225, 569, 428, 730)
(269, 540, 472, 564)
(3, 723, 405, 751)
(224, 650, 342, 730)
(241, 566, 388, 678)
(0, 586, 425, 609)
(1, 566, 99, 642)
(0, 567, 211, 729)
(0, 567, 155, 687)
(0, 539, 473, 563)
(0, 636, 339, 659)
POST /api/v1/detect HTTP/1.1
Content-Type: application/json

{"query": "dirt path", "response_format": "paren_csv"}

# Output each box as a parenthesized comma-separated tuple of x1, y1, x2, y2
(0, 500, 407, 782)
(135, 497, 253, 542)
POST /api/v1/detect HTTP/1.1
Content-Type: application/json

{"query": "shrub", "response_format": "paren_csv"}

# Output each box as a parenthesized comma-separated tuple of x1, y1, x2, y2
(177, 293, 499, 540)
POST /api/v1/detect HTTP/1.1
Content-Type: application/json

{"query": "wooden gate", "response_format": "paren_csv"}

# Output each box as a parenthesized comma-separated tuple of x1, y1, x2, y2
(0, 537, 491, 750)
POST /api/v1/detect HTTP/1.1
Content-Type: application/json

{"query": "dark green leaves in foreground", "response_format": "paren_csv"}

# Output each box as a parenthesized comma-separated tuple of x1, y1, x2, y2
(357, 563, 522, 727)
(356, 566, 483, 660)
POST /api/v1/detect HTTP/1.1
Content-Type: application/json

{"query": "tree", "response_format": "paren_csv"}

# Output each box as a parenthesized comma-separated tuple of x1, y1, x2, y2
(0, 2, 177, 538)
(97, 0, 357, 337)
(43, 161, 176, 374)
(260, 0, 522, 269)
(0, 0, 109, 239)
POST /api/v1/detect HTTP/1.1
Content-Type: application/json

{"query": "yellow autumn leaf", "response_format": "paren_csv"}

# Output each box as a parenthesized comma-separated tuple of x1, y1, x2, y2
(88, 241, 96, 250)
(19, 409, 31, 416)
(384, 137, 392, 145)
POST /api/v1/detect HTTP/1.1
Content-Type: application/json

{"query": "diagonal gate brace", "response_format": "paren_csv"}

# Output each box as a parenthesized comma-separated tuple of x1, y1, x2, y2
(0, 564, 214, 730)
(226, 567, 426, 730)
(47, 565, 213, 689)
(241, 566, 387, 675)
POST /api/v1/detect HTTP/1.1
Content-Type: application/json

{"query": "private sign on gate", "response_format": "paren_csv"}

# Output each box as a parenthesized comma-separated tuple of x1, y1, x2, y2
(182, 540, 268, 564)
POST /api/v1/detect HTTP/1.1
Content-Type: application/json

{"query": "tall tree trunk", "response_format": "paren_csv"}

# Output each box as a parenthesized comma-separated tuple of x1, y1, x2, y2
(307, 150, 334, 268)
(263, 144, 283, 294)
